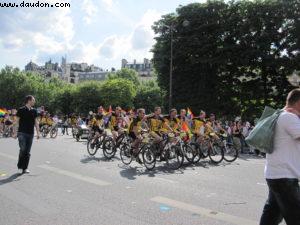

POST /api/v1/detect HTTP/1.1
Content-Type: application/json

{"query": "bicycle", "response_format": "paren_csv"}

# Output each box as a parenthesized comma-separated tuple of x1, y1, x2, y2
(41, 124, 58, 138)
(220, 133, 239, 162)
(190, 133, 224, 164)
(86, 130, 114, 158)
(120, 132, 156, 170)
(103, 130, 130, 160)
(179, 132, 200, 164)
(149, 132, 184, 170)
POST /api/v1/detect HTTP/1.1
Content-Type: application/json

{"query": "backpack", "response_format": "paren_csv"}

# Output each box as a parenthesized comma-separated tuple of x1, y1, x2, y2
(245, 106, 283, 154)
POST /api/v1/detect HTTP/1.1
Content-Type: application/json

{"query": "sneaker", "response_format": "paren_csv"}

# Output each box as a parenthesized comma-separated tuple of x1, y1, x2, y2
(22, 169, 30, 174)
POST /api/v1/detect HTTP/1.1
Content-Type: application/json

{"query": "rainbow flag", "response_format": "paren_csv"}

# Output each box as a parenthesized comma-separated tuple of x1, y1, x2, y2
(187, 108, 194, 119)
(0, 108, 8, 117)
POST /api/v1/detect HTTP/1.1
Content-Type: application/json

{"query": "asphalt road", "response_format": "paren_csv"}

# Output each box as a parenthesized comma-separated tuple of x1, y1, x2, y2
(0, 132, 274, 225)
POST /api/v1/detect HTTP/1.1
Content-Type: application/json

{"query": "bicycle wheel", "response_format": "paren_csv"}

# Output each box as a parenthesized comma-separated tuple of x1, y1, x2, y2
(87, 139, 98, 156)
(103, 137, 116, 159)
(166, 145, 184, 170)
(189, 143, 202, 163)
(50, 128, 58, 138)
(183, 144, 196, 164)
(42, 128, 47, 138)
(199, 140, 209, 158)
(142, 144, 156, 170)
(120, 143, 133, 165)
(72, 128, 77, 138)
(223, 143, 238, 162)
(208, 143, 224, 164)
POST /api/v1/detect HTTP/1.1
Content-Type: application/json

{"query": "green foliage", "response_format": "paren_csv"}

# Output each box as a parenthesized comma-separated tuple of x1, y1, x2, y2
(0, 66, 164, 114)
(100, 78, 137, 109)
(134, 80, 165, 113)
(108, 68, 140, 86)
(72, 81, 103, 114)
(152, 0, 299, 119)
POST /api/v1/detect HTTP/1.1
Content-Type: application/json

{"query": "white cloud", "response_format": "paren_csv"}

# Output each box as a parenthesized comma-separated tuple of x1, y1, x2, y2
(33, 33, 65, 54)
(0, 0, 74, 53)
(0, 0, 163, 70)
(82, 0, 98, 24)
(1, 36, 24, 50)
(101, 0, 114, 12)
(98, 9, 161, 63)
(68, 42, 101, 63)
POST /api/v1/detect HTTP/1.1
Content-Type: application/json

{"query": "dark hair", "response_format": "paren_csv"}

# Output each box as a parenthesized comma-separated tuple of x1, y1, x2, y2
(287, 89, 300, 105)
(25, 95, 34, 104)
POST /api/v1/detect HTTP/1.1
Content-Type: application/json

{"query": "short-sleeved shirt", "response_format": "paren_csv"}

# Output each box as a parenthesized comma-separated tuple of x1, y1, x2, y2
(129, 117, 142, 133)
(265, 111, 300, 179)
(148, 115, 164, 132)
(192, 118, 205, 134)
(16, 106, 38, 135)
(163, 116, 180, 131)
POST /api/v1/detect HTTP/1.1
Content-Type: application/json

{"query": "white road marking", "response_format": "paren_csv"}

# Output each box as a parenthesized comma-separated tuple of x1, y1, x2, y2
(0, 152, 18, 160)
(151, 196, 257, 225)
(38, 164, 112, 186)
(257, 182, 267, 186)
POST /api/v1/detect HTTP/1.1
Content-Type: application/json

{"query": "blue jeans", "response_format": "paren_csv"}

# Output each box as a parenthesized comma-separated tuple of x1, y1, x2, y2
(260, 178, 300, 225)
(17, 132, 34, 170)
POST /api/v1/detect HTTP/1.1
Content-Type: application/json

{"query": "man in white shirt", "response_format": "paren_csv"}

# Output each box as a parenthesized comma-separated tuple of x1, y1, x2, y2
(260, 89, 300, 225)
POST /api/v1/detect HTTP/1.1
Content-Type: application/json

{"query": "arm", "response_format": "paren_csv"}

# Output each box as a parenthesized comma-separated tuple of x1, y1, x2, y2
(35, 118, 40, 139)
(13, 117, 20, 138)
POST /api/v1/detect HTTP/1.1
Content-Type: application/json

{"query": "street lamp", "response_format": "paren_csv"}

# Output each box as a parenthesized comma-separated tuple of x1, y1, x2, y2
(288, 70, 300, 87)
(163, 20, 189, 110)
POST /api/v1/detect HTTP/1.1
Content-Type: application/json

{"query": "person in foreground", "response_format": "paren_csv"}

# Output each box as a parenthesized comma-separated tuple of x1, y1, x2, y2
(13, 95, 40, 174)
(260, 89, 300, 225)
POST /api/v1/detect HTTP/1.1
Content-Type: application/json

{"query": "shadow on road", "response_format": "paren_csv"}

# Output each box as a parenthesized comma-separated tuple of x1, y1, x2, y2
(238, 153, 265, 161)
(80, 155, 120, 164)
(0, 173, 22, 186)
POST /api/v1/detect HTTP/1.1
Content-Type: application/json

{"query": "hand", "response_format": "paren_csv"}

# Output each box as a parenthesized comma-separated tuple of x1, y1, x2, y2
(12, 133, 17, 139)
(36, 133, 40, 139)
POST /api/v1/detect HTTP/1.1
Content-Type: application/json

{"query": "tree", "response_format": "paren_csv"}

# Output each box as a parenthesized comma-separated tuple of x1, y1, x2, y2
(72, 81, 103, 113)
(0, 67, 37, 108)
(134, 80, 165, 113)
(152, 0, 299, 119)
(108, 68, 140, 86)
(54, 85, 76, 115)
(100, 78, 137, 109)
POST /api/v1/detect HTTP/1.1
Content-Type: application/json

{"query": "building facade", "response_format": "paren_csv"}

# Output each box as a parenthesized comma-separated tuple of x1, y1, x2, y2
(25, 57, 109, 84)
(121, 58, 153, 77)
(25, 60, 61, 79)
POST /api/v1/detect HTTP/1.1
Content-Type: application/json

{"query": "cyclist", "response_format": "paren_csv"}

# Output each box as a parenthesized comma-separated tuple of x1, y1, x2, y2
(108, 107, 126, 142)
(89, 114, 105, 149)
(3, 113, 13, 136)
(192, 110, 206, 142)
(128, 108, 146, 163)
(162, 108, 180, 134)
(147, 107, 164, 143)
(45, 113, 54, 128)
(0, 116, 4, 135)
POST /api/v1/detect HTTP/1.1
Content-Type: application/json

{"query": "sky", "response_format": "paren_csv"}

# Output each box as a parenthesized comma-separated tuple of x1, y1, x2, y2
(0, 0, 205, 70)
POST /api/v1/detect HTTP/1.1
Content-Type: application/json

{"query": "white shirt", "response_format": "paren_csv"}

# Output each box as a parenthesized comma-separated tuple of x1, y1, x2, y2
(242, 126, 249, 137)
(265, 111, 300, 179)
